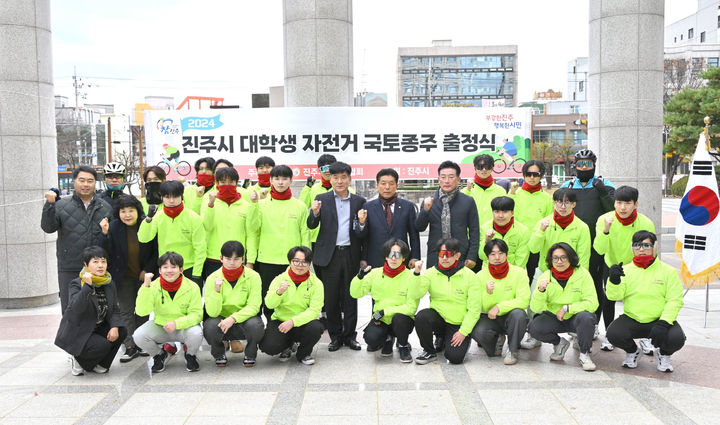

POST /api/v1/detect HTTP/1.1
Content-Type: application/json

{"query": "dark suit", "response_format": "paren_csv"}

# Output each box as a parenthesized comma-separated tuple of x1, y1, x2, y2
(307, 190, 366, 342)
(55, 278, 127, 371)
(358, 197, 420, 267)
(416, 188, 480, 268)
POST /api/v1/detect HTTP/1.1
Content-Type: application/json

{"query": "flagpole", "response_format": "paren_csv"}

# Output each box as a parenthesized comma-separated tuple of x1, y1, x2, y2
(704, 116, 710, 150)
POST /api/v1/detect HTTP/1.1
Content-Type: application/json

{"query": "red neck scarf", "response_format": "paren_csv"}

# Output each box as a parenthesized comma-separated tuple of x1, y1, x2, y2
(437, 260, 459, 271)
(633, 255, 655, 269)
(553, 210, 575, 229)
(160, 274, 183, 292)
(163, 203, 184, 219)
(488, 261, 509, 279)
(217, 185, 241, 205)
(383, 262, 406, 278)
(197, 173, 214, 188)
(257, 173, 271, 187)
(320, 175, 332, 189)
(552, 266, 574, 281)
(616, 209, 638, 226)
(474, 174, 494, 189)
(493, 218, 514, 235)
(521, 182, 542, 193)
(288, 268, 310, 284)
(271, 187, 292, 200)
(222, 266, 244, 282)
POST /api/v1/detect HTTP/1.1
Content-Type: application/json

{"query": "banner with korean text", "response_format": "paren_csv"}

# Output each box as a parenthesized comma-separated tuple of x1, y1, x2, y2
(145, 107, 531, 180)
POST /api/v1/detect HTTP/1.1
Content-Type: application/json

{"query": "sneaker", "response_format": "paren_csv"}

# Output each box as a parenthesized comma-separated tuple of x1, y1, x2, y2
(291, 342, 300, 353)
(163, 343, 178, 355)
(550, 337, 570, 361)
(600, 337, 614, 351)
(120, 346, 140, 363)
(579, 352, 596, 371)
(414, 350, 437, 365)
(93, 364, 108, 374)
(215, 354, 228, 367)
(152, 351, 168, 373)
(503, 351, 518, 365)
(366, 342, 383, 352)
(654, 349, 674, 373)
(300, 355, 315, 365)
(639, 338, 654, 355)
(398, 344, 412, 363)
(495, 334, 506, 356)
(185, 353, 199, 372)
(230, 340, 244, 353)
(70, 357, 84, 376)
(622, 346, 641, 369)
(434, 336, 445, 353)
(520, 335, 541, 349)
(278, 347, 292, 362)
(381, 336, 395, 357)
(243, 357, 256, 367)
(138, 347, 149, 357)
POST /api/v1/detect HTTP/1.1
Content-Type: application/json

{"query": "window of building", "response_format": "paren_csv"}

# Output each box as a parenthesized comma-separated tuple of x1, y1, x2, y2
(701, 31, 706, 42)
(674, 36, 677, 43)
(681, 34, 684, 40)
(718, 15, 720, 28)
(579, 81, 584, 92)
(708, 57, 719, 67)
(570, 129, 587, 146)
(689, 28, 694, 39)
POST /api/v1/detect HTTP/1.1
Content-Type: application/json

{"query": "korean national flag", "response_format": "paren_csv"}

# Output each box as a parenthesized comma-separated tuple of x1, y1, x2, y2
(675, 134, 720, 280)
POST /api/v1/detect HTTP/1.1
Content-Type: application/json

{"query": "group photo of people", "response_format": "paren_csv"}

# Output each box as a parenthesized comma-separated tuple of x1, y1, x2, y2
(42, 149, 685, 376)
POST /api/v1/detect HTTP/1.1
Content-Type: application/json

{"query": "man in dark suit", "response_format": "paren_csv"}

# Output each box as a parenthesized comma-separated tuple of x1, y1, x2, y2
(356, 168, 420, 268)
(307, 162, 367, 352)
(416, 160, 480, 269)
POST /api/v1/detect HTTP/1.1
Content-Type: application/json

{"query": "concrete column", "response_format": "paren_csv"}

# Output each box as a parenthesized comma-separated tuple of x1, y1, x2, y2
(0, 0, 59, 307)
(283, 0, 354, 106)
(588, 0, 664, 232)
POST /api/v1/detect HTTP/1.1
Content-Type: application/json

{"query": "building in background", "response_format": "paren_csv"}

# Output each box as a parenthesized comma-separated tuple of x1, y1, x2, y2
(354, 91, 387, 107)
(269, 86, 284, 107)
(133, 96, 175, 126)
(567, 57, 588, 102)
(397, 40, 517, 107)
(665, 0, 720, 67)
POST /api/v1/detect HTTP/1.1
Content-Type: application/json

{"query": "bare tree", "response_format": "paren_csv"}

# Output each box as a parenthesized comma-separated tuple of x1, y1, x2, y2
(532, 141, 556, 187)
(664, 58, 704, 103)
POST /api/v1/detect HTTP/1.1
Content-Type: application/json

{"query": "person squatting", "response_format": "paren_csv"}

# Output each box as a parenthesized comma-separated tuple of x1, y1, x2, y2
(45, 151, 685, 376)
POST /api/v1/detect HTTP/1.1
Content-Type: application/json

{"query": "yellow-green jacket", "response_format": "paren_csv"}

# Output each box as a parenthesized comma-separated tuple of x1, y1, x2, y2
(184, 184, 249, 215)
(511, 187, 553, 231)
(461, 183, 507, 230)
(593, 211, 656, 267)
(606, 259, 683, 324)
(135, 277, 202, 329)
(265, 270, 324, 327)
(201, 197, 257, 261)
(476, 264, 530, 314)
(251, 196, 310, 264)
(528, 214, 591, 271)
(350, 267, 421, 324)
(529, 267, 598, 318)
(479, 219, 531, 267)
(203, 267, 262, 323)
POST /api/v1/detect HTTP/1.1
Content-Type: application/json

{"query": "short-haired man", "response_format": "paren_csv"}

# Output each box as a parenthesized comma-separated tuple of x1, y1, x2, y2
(416, 160, 480, 269)
(250, 156, 275, 196)
(184, 157, 216, 214)
(606, 231, 685, 372)
(462, 154, 507, 256)
(358, 168, 420, 268)
(478, 196, 531, 268)
(140, 165, 167, 215)
(42, 165, 113, 314)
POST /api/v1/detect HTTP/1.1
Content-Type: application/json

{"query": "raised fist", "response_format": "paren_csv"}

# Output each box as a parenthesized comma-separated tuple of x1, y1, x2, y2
(466, 179, 474, 191)
(413, 260, 423, 273)
(357, 265, 372, 280)
(99, 217, 109, 235)
(143, 273, 154, 287)
(306, 176, 315, 188)
(259, 188, 269, 200)
(537, 278, 549, 292)
(250, 190, 258, 203)
(147, 204, 158, 219)
(208, 192, 217, 208)
(540, 219, 550, 231)
(196, 185, 205, 197)
(486, 280, 495, 295)
(485, 229, 495, 241)
(357, 209, 367, 225)
(311, 200, 322, 215)
(509, 181, 519, 195)
(277, 281, 290, 295)
(214, 277, 223, 292)
(608, 263, 625, 284)
(82, 272, 93, 285)
(604, 216, 614, 232)
(423, 197, 434, 211)
(45, 190, 58, 204)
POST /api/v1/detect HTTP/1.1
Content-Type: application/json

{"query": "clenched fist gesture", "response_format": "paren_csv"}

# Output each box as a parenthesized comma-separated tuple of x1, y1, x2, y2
(45, 190, 58, 203)
(143, 273, 154, 287)
(540, 219, 550, 232)
(99, 217, 109, 235)
(276, 281, 290, 296)
(423, 197, 434, 211)
(537, 278, 549, 292)
(357, 209, 367, 225)
(208, 192, 217, 208)
(214, 277, 223, 293)
(486, 280, 495, 295)
(311, 200, 322, 216)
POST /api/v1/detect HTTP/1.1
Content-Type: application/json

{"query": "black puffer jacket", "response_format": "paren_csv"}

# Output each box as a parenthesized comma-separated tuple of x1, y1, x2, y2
(41, 194, 113, 272)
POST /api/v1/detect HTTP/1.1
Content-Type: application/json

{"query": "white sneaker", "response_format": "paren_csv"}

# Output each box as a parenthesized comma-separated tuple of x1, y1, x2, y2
(494, 334, 506, 356)
(278, 348, 292, 362)
(70, 357, 84, 376)
(639, 338, 654, 355)
(550, 337, 570, 361)
(579, 352, 596, 371)
(622, 346, 641, 369)
(300, 355, 315, 365)
(654, 349, 674, 372)
(520, 335, 541, 349)
(93, 365, 108, 374)
(503, 351, 518, 365)
(600, 337, 614, 351)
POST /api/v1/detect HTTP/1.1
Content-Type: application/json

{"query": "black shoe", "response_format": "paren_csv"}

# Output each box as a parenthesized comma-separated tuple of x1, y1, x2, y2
(138, 347, 150, 357)
(381, 336, 395, 357)
(398, 344, 412, 363)
(434, 336, 445, 353)
(151, 351, 168, 373)
(185, 353, 199, 372)
(344, 339, 361, 351)
(328, 340, 342, 352)
(415, 350, 437, 365)
(366, 342, 383, 352)
(120, 346, 139, 363)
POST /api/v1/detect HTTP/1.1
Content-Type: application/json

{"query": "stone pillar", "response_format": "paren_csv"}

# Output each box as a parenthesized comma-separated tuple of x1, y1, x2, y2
(588, 1, 664, 231)
(0, 0, 59, 307)
(283, 0, 354, 106)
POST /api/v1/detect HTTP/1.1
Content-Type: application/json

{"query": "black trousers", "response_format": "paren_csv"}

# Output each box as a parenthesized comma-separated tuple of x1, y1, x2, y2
(525, 252, 540, 284)
(528, 311, 596, 354)
(57, 270, 78, 315)
(116, 276, 148, 347)
(183, 268, 201, 285)
(255, 262, 288, 323)
(202, 260, 222, 282)
(470, 309, 528, 356)
(203, 316, 265, 359)
(415, 308, 472, 364)
(316, 247, 358, 342)
(363, 314, 414, 347)
(588, 248, 612, 328)
(606, 314, 686, 356)
(75, 323, 127, 371)
(260, 319, 325, 361)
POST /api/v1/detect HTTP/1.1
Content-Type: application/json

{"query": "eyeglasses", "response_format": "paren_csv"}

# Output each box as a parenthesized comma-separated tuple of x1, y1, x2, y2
(631, 242, 653, 250)
(554, 200, 573, 207)
(551, 255, 569, 263)
(576, 160, 594, 168)
(291, 259, 309, 266)
(438, 250, 456, 258)
(387, 251, 403, 260)
(524, 172, 541, 178)
(319, 165, 330, 173)
(476, 164, 493, 171)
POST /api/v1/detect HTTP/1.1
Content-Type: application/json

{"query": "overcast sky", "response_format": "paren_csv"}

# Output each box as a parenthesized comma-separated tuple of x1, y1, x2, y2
(51, 0, 698, 114)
